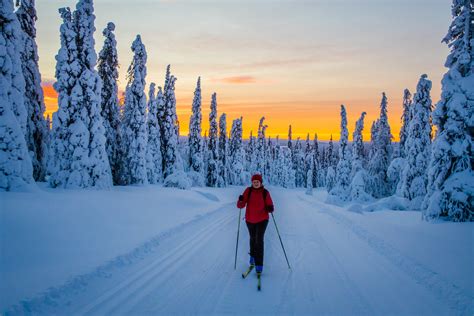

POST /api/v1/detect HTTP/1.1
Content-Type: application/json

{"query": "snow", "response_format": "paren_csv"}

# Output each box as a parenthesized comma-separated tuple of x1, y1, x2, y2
(2, 186, 472, 315)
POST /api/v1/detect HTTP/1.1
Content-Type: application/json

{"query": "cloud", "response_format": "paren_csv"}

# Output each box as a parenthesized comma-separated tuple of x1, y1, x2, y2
(211, 76, 257, 84)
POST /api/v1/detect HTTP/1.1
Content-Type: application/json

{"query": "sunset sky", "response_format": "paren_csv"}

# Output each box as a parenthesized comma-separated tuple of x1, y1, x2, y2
(36, 0, 451, 141)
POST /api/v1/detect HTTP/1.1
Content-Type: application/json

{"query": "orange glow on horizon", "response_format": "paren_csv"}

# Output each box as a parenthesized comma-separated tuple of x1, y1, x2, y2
(42, 82, 406, 142)
(42, 82, 58, 119)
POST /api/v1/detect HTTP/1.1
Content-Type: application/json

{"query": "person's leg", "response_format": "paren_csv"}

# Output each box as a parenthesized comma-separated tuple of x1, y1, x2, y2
(254, 220, 269, 272)
(246, 221, 257, 265)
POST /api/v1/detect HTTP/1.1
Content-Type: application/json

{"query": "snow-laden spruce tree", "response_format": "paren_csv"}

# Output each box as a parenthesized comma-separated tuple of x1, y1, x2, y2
(206, 93, 219, 187)
(188, 77, 203, 175)
(399, 89, 412, 158)
(331, 105, 351, 200)
(312, 133, 320, 187)
(228, 117, 245, 185)
(256, 117, 267, 178)
(146, 83, 163, 184)
(218, 113, 227, 187)
(367, 93, 393, 198)
(49, 1, 112, 189)
(0, 0, 34, 191)
(161, 65, 179, 180)
(293, 138, 306, 187)
(282, 146, 296, 188)
(265, 136, 274, 184)
(352, 111, 366, 174)
(350, 111, 372, 201)
(16, 0, 48, 181)
(423, 0, 473, 221)
(325, 135, 336, 191)
(399, 74, 432, 208)
(305, 155, 314, 195)
(121, 35, 148, 185)
(98, 22, 121, 184)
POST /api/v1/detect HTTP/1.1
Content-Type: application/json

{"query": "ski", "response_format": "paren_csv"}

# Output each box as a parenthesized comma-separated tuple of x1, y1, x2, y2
(257, 273, 262, 291)
(242, 265, 254, 279)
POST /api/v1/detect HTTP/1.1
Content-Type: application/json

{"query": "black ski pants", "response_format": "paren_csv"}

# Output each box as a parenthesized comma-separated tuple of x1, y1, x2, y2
(246, 220, 269, 266)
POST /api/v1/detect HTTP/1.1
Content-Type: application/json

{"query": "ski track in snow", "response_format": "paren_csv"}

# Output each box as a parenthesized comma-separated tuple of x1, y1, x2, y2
(297, 194, 474, 316)
(4, 189, 473, 315)
(4, 203, 235, 315)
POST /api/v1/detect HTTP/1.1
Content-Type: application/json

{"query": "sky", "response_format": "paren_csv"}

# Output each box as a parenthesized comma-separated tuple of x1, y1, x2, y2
(35, 0, 452, 141)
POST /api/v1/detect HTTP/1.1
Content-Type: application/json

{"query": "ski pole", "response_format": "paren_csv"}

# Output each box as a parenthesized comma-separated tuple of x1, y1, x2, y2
(271, 213, 291, 269)
(234, 208, 242, 270)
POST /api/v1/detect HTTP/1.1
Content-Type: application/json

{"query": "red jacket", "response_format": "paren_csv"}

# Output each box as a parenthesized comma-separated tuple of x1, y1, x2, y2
(236, 186, 274, 223)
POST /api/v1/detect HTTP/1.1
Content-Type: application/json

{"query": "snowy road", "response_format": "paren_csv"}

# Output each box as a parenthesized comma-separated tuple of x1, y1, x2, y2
(4, 187, 473, 315)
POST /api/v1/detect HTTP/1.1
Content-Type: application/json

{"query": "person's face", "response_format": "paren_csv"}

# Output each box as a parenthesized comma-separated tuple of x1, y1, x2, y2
(252, 180, 261, 188)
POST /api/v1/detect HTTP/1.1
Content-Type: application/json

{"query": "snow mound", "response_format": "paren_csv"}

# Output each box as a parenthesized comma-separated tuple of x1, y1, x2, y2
(163, 171, 191, 189)
(363, 195, 410, 212)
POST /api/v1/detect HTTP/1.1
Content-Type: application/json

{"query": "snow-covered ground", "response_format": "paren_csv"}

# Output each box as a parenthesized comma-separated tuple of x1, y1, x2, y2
(1, 185, 473, 315)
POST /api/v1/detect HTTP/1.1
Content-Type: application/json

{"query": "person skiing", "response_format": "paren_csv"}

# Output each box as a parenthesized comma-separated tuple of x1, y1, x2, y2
(236, 174, 274, 276)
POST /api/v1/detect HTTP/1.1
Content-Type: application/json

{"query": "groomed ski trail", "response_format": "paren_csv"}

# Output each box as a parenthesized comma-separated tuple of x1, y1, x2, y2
(5, 188, 470, 315)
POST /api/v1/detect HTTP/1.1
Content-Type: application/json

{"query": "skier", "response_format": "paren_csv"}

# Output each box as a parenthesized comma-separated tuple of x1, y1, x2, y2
(237, 174, 274, 277)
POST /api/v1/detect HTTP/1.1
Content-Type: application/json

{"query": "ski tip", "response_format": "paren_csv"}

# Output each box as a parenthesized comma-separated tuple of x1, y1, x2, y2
(241, 274, 245, 278)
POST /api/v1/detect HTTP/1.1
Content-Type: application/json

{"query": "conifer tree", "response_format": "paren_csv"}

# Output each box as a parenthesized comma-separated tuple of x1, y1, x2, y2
(16, 0, 48, 181)
(206, 93, 219, 186)
(399, 89, 412, 158)
(98, 22, 121, 184)
(161, 65, 179, 180)
(423, 0, 474, 221)
(399, 75, 432, 207)
(188, 77, 202, 174)
(146, 83, 163, 184)
(332, 105, 351, 200)
(352, 112, 367, 174)
(49, 0, 112, 188)
(121, 35, 148, 185)
(218, 113, 227, 186)
(312, 133, 320, 187)
(0, 0, 34, 190)
(368, 93, 393, 198)
(229, 117, 244, 185)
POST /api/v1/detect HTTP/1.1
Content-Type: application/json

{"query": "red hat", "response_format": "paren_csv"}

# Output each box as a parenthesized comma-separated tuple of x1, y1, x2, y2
(251, 174, 263, 183)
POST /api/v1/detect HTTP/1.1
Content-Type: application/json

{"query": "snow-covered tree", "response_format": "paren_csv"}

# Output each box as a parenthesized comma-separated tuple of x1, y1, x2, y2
(188, 77, 202, 174)
(305, 155, 314, 195)
(206, 93, 219, 187)
(121, 35, 148, 185)
(312, 133, 320, 187)
(161, 65, 179, 180)
(218, 113, 227, 186)
(16, 0, 48, 181)
(256, 117, 267, 178)
(352, 112, 366, 174)
(349, 111, 371, 201)
(98, 22, 121, 184)
(399, 89, 412, 158)
(423, 0, 474, 221)
(228, 117, 244, 185)
(398, 74, 432, 208)
(0, 0, 34, 191)
(367, 93, 393, 198)
(146, 83, 163, 184)
(49, 1, 112, 189)
(293, 137, 306, 187)
(331, 105, 351, 200)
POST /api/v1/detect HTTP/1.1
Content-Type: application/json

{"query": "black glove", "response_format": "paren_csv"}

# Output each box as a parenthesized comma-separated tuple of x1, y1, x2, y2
(238, 195, 244, 201)
(265, 205, 274, 213)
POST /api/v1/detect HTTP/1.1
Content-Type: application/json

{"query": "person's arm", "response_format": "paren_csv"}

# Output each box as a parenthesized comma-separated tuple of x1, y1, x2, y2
(237, 188, 249, 209)
(264, 191, 274, 213)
